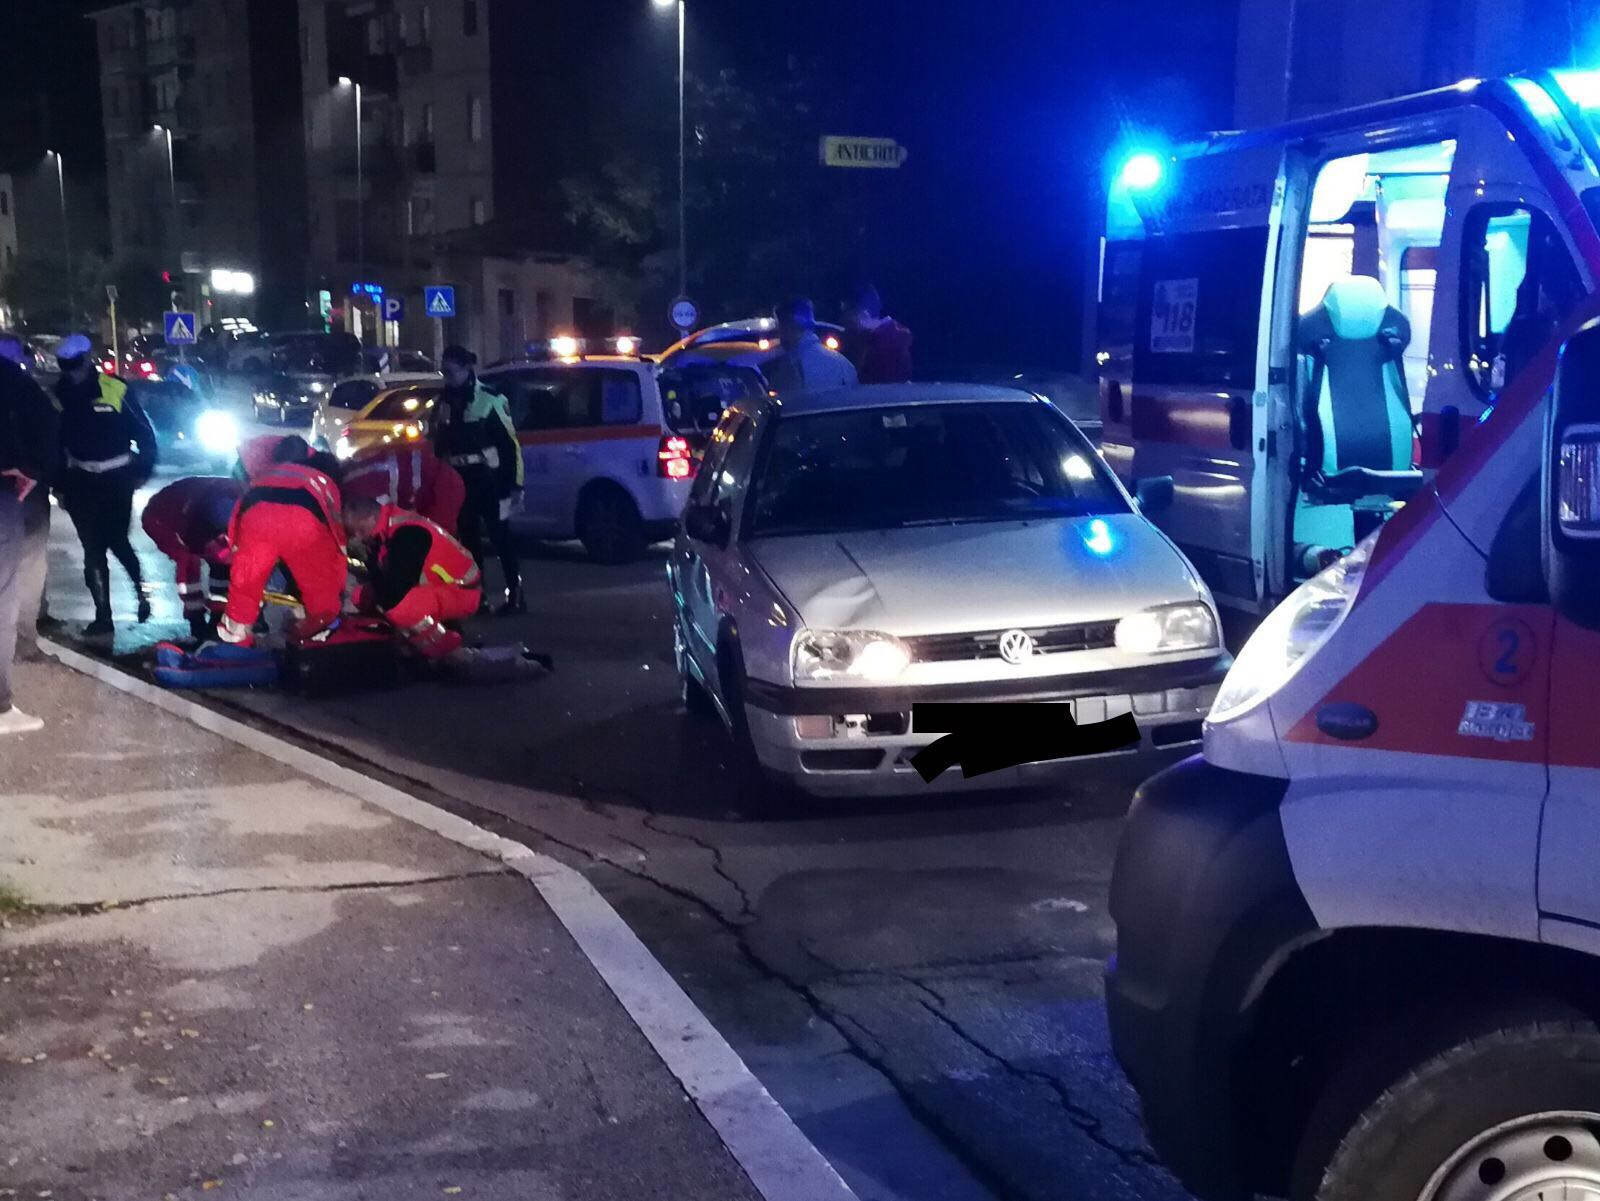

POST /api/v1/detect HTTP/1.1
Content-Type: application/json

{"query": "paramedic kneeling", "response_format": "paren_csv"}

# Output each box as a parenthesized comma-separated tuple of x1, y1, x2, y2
(218, 458, 348, 646)
(343, 495, 480, 658)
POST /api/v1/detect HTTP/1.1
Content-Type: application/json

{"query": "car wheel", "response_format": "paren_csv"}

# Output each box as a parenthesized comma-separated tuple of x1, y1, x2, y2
(717, 635, 796, 818)
(1294, 1017, 1600, 1201)
(577, 486, 646, 564)
(675, 621, 716, 718)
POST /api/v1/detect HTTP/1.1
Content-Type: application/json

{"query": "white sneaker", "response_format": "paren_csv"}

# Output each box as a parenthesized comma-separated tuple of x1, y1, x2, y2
(0, 708, 44, 736)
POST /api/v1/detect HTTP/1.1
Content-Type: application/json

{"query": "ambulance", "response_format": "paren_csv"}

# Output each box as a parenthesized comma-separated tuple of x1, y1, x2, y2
(1105, 73, 1600, 1201)
(1099, 69, 1600, 614)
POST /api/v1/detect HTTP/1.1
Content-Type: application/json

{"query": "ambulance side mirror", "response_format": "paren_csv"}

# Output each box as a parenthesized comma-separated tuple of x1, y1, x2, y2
(1545, 321, 1600, 630)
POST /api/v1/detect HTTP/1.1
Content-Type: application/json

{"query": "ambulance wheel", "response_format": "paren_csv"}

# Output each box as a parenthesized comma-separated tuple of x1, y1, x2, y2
(577, 485, 645, 564)
(1294, 1018, 1600, 1201)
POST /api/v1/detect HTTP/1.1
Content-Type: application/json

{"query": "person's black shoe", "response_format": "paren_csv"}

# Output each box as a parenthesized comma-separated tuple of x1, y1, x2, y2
(494, 586, 527, 617)
(188, 613, 214, 641)
(35, 614, 65, 635)
(136, 594, 153, 623)
(83, 616, 114, 638)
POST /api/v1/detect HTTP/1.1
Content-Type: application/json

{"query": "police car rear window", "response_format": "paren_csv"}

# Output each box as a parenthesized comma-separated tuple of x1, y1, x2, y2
(1132, 226, 1268, 387)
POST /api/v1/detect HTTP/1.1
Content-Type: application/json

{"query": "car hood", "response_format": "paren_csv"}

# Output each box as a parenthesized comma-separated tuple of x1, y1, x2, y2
(748, 514, 1203, 634)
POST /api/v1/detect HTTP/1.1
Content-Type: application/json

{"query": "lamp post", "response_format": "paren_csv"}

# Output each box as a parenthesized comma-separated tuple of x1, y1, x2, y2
(152, 125, 177, 265)
(337, 77, 366, 340)
(48, 150, 72, 318)
(652, 0, 686, 299)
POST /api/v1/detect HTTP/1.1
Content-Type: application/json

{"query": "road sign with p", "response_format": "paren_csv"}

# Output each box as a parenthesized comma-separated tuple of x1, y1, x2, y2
(424, 286, 456, 318)
(382, 295, 405, 322)
(164, 311, 198, 345)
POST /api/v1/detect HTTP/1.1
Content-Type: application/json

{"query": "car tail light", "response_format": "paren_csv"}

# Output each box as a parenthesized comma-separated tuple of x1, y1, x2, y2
(139, 360, 154, 374)
(658, 434, 695, 480)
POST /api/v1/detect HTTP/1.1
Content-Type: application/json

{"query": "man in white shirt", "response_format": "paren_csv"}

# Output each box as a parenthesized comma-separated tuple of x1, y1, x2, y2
(762, 297, 858, 395)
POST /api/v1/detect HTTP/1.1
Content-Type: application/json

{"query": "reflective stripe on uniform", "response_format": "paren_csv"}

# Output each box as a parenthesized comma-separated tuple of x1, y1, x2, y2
(66, 452, 133, 473)
(428, 561, 481, 587)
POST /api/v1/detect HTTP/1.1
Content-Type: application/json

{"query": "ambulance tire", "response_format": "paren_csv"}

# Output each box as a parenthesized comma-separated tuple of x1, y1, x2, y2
(577, 485, 645, 564)
(1295, 1016, 1600, 1201)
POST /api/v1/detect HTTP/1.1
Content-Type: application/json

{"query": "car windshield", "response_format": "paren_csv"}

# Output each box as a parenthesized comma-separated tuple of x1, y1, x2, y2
(329, 379, 380, 410)
(369, 387, 440, 422)
(747, 401, 1127, 537)
(658, 365, 768, 431)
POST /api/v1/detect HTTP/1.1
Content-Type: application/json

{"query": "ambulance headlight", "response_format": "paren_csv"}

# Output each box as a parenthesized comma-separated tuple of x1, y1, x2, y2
(195, 409, 239, 457)
(1208, 532, 1375, 724)
(1114, 602, 1217, 654)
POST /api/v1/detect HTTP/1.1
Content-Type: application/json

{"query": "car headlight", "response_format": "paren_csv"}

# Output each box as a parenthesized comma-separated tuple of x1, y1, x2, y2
(334, 434, 356, 460)
(792, 629, 910, 682)
(309, 381, 326, 394)
(1209, 532, 1376, 724)
(195, 409, 239, 456)
(1114, 601, 1218, 655)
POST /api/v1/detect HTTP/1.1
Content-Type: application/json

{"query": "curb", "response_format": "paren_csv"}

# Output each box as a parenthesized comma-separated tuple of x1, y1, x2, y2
(36, 636, 858, 1201)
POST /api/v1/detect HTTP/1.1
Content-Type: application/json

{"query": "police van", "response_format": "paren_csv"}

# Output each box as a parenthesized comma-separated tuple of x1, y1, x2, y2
(1100, 70, 1600, 614)
(1106, 74, 1600, 1201)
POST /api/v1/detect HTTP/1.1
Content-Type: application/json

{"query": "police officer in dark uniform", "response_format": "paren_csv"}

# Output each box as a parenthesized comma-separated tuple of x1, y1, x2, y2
(53, 333, 158, 636)
(431, 345, 524, 615)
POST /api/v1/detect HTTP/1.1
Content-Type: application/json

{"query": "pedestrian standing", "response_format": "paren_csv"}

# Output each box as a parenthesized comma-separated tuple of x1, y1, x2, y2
(431, 345, 525, 615)
(0, 335, 61, 662)
(53, 334, 158, 637)
(762, 298, 859, 395)
(0, 335, 60, 735)
(840, 284, 913, 384)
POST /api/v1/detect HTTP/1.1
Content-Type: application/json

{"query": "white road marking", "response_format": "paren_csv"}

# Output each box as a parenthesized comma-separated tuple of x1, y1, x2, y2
(38, 636, 858, 1201)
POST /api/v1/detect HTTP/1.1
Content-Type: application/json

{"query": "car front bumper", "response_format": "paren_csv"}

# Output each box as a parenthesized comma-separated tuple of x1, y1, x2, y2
(741, 654, 1229, 796)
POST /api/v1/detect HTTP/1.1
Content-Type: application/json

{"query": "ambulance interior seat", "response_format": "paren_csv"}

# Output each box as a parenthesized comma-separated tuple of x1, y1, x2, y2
(1297, 275, 1424, 508)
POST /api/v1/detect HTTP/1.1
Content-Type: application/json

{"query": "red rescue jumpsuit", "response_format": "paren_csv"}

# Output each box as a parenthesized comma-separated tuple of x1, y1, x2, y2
(340, 443, 466, 530)
(140, 476, 243, 621)
(236, 434, 305, 482)
(219, 463, 348, 645)
(366, 505, 481, 658)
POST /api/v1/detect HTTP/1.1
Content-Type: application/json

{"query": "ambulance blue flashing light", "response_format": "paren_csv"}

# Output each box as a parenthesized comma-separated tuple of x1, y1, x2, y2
(1118, 150, 1166, 193)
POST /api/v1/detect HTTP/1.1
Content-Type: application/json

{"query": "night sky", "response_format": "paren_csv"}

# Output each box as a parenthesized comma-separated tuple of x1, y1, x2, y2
(0, 0, 1238, 368)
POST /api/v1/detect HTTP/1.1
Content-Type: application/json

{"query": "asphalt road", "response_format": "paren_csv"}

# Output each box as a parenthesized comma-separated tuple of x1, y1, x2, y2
(36, 393, 1205, 1201)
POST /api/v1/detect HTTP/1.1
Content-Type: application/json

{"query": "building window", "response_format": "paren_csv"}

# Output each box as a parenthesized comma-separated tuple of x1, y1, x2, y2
(468, 93, 482, 142)
(397, 8, 409, 44)
(0, 190, 9, 217)
(471, 197, 486, 226)
(464, 0, 478, 35)
(422, 102, 434, 140)
(419, 3, 431, 44)
(405, 198, 414, 236)
(399, 106, 411, 145)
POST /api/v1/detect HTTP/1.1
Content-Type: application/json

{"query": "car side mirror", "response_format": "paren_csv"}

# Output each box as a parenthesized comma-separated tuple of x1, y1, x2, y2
(1545, 320, 1600, 629)
(684, 501, 730, 547)
(1135, 475, 1174, 515)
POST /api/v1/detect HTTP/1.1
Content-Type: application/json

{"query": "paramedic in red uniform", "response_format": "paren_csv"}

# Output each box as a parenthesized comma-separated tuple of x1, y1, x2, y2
(217, 445, 348, 646)
(141, 476, 243, 639)
(340, 441, 466, 531)
(343, 495, 480, 658)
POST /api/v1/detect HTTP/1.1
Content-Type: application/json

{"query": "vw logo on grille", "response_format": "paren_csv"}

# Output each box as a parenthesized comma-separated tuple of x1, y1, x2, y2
(997, 629, 1034, 665)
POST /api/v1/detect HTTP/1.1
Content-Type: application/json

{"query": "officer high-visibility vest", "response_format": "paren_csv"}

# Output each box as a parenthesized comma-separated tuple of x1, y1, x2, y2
(375, 504, 480, 589)
(436, 381, 523, 488)
(59, 373, 138, 466)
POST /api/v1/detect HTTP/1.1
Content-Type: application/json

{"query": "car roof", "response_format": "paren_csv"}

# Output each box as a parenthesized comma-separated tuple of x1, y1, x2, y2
(771, 381, 1043, 416)
(481, 356, 646, 373)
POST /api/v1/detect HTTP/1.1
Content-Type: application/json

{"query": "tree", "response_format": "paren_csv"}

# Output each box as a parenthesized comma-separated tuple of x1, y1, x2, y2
(0, 248, 108, 332)
(563, 63, 866, 334)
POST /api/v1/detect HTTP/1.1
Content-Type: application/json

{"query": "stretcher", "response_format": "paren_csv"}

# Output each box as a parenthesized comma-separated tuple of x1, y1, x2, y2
(152, 640, 281, 689)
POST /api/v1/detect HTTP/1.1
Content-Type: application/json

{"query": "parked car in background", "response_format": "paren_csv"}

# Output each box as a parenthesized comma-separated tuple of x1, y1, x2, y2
(314, 371, 443, 450)
(670, 382, 1227, 799)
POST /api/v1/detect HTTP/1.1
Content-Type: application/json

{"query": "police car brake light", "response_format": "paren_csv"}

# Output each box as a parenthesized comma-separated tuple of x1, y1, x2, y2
(658, 434, 695, 480)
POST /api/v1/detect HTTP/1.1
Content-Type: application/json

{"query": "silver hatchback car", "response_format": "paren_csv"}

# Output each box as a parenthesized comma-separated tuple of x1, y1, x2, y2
(670, 383, 1231, 796)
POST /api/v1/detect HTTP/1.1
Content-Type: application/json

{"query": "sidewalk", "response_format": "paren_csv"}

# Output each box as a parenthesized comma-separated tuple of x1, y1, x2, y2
(0, 657, 764, 1201)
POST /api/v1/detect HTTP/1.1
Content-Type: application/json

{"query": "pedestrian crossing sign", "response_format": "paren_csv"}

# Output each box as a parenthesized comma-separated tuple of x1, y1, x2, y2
(424, 286, 456, 318)
(164, 311, 198, 345)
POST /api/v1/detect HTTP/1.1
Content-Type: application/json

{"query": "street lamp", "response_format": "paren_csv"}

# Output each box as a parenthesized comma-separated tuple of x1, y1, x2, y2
(337, 77, 364, 281)
(653, 0, 686, 299)
(43, 150, 75, 319)
(152, 125, 177, 265)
